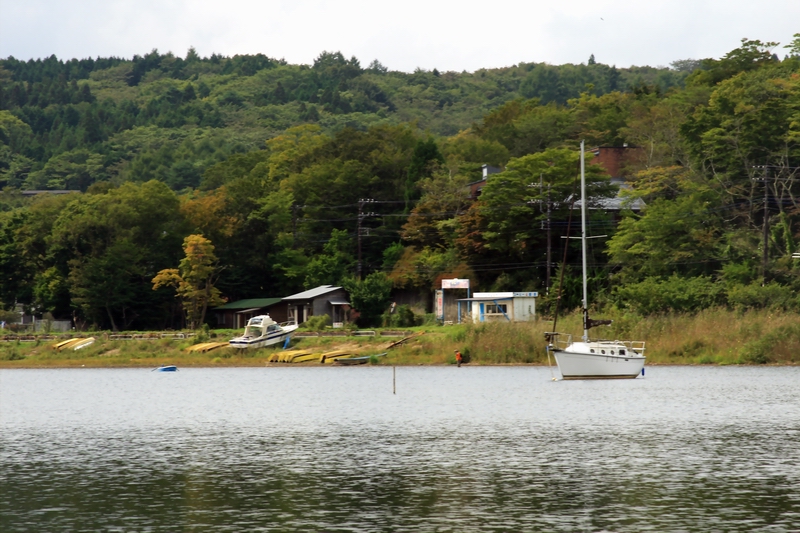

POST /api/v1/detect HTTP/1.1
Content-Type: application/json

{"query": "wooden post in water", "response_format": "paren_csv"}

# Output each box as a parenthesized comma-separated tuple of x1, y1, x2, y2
(393, 366, 396, 395)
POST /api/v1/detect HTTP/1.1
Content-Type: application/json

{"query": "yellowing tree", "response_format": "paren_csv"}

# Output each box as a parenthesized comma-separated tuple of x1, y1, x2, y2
(152, 235, 224, 329)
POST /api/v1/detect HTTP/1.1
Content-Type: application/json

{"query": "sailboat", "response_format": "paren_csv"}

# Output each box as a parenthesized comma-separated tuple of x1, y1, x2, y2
(546, 141, 646, 380)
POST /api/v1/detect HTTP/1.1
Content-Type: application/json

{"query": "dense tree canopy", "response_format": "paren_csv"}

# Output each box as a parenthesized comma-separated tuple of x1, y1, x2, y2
(2, 37, 800, 328)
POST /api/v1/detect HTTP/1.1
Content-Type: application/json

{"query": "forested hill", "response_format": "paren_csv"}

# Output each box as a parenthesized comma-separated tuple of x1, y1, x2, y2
(0, 49, 688, 191)
(1, 38, 799, 333)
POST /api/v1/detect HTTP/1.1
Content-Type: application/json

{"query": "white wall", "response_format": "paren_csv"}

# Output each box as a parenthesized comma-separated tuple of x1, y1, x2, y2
(469, 297, 536, 323)
(513, 297, 536, 321)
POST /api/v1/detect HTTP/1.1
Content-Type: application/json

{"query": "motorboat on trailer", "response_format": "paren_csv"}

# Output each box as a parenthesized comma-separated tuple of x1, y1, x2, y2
(545, 140, 646, 380)
(229, 315, 298, 349)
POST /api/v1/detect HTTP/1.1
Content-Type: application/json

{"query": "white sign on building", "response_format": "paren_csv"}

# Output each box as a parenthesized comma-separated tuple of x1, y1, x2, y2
(442, 278, 470, 289)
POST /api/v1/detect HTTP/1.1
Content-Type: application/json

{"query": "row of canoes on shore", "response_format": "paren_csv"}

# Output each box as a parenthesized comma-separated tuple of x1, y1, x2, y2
(270, 350, 386, 364)
(183, 344, 382, 364)
(49, 338, 384, 365)
(49, 331, 420, 364)
(52, 337, 95, 351)
(152, 352, 382, 372)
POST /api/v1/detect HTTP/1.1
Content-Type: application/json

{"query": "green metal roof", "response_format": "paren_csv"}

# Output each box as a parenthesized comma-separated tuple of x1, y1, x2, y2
(213, 298, 282, 311)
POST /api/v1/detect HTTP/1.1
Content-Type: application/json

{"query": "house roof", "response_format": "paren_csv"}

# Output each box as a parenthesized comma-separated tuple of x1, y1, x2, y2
(575, 195, 646, 211)
(595, 196, 646, 211)
(213, 298, 282, 311)
(574, 179, 646, 211)
(283, 285, 343, 301)
(235, 307, 265, 314)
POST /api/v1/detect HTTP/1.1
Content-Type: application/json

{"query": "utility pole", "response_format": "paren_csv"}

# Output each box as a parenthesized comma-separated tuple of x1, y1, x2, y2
(291, 204, 300, 248)
(762, 166, 769, 284)
(545, 179, 552, 293)
(357, 198, 364, 280)
(529, 175, 553, 293)
(752, 165, 800, 285)
(356, 199, 376, 280)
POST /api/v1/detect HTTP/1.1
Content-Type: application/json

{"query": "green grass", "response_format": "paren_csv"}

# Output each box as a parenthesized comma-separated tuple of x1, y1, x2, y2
(3, 309, 800, 368)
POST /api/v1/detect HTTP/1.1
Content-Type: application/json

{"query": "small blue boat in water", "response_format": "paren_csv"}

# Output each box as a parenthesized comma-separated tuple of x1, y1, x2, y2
(153, 365, 178, 372)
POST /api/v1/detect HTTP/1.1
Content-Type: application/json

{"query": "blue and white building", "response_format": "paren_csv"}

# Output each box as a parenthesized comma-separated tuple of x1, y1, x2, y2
(458, 292, 538, 323)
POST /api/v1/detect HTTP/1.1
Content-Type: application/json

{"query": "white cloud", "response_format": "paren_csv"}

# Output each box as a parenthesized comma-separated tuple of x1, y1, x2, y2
(1, 0, 798, 71)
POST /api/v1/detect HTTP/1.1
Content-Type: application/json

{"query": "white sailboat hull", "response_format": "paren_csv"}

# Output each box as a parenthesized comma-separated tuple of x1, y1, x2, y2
(552, 348, 645, 380)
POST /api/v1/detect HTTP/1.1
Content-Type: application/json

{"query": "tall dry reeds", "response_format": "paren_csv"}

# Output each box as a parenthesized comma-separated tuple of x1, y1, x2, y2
(599, 307, 800, 364)
(382, 321, 550, 365)
(435, 308, 800, 365)
(4, 309, 800, 367)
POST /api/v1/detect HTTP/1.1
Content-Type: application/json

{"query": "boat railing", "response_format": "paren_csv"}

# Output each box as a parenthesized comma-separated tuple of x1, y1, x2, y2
(593, 339, 646, 356)
(545, 332, 646, 355)
(546, 332, 573, 351)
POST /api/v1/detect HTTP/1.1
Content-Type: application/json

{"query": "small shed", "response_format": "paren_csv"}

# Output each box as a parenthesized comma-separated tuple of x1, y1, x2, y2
(282, 285, 351, 327)
(213, 298, 287, 329)
(458, 292, 538, 323)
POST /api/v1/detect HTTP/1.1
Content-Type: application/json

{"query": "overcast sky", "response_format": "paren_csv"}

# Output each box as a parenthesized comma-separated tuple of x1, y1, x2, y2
(1, 0, 798, 72)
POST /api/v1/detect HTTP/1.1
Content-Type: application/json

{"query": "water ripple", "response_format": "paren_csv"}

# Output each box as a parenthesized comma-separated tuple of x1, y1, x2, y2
(1, 366, 799, 532)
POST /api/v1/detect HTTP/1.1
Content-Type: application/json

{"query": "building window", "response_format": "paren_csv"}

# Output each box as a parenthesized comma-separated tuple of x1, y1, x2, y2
(485, 304, 507, 314)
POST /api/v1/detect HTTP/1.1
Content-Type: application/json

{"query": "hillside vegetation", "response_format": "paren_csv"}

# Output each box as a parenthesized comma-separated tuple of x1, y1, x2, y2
(1, 36, 800, 335)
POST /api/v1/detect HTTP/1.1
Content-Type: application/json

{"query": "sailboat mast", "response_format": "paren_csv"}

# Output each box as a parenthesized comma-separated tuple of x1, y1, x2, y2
(580, 140, 589, 342)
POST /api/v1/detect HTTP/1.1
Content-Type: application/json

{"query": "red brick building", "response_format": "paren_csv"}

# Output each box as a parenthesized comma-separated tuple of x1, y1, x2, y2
(588, 145, 644, 178)
(467, 164, 502, 200)
(467, 147, 645, 212)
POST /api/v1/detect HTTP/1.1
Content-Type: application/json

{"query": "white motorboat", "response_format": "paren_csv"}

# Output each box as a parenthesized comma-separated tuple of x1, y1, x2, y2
(546, 140, 646, 379)
(229, 315, 298, 349)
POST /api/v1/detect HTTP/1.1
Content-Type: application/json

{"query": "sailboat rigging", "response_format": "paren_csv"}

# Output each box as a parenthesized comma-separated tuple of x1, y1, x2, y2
(545, 140, 646, 380)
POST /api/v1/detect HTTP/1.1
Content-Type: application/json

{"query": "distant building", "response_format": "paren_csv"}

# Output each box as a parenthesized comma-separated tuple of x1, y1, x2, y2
(574, 176, 646, 213)
(465, 151, 646, 212)
(466, 164, 503, 200)
(282, 285, 351, 327)
(12, 303, 32, 325)
(458, 292, 538, 323)
(213, 298, 287, 329)
(588, 145, 643, 179)
(585, 145, 647, 213)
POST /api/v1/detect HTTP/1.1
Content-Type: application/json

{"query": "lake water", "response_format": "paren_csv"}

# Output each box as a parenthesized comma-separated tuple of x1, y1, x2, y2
(1, 366, 799, 532)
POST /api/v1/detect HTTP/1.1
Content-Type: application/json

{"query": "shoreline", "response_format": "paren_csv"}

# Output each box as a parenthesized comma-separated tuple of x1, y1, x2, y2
(5, 309, 800, 367)
(2, 361, 798, 369)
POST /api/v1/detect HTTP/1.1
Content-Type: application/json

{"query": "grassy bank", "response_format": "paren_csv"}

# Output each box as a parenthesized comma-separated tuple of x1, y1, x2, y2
(2, 308, 800, 368)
